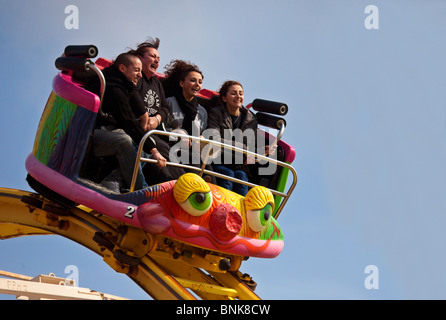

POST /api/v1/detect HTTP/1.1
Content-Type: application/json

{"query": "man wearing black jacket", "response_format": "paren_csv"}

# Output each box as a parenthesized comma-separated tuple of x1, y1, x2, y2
(93, 53, 167, 192)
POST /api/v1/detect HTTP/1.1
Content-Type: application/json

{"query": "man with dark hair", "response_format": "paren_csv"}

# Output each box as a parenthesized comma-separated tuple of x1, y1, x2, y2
(128, 37, 186, 183)
(92, 52, 167, 192)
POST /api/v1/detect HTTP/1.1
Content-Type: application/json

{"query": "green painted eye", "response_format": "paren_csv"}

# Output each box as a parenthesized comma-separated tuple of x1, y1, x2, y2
(179, 192, 213, 216)
(247, 204, 273, 232)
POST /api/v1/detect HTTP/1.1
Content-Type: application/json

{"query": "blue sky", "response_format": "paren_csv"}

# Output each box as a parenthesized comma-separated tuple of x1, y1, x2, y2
(1, 0, 446, 300)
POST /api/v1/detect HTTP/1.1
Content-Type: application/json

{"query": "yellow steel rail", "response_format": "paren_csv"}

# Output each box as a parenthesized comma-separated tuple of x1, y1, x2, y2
(0, 188, 260, 300)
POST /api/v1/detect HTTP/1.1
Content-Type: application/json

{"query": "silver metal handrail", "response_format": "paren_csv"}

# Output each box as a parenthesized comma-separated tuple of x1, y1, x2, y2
(130, 130, 297, 218)
(86, 63, 107, 118)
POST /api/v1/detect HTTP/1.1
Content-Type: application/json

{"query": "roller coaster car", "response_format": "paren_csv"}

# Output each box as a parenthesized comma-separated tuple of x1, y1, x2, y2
(25, 45, 297, 264)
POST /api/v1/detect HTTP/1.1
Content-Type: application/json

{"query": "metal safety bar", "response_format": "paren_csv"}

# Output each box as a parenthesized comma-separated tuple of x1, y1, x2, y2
(270, 121, 286, 152)
(86, 63, 107, 119)
(130, 130, 297, 218)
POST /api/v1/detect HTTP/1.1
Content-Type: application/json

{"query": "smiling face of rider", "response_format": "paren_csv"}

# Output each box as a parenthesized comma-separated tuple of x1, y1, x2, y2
(222, 84, 244, 116)
(119, 56, 142, 86)
(180, 71, 203, 101)
(139, 47, 160, 78)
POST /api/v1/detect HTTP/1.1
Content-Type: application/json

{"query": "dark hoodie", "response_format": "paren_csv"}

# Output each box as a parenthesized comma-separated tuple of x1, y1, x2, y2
(90, 64, 155, 151)
(136, 72, 171, 123)
(207, 104, 258, 170)
(207, 104, 258, 145)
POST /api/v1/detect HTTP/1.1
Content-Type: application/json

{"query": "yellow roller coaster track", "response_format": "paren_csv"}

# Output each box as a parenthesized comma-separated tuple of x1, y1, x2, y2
(0, 187, 261, 300)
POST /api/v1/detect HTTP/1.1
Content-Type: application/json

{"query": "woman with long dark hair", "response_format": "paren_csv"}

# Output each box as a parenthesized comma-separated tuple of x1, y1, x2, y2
(163, 59, 207, 137)
(162, 60, 214, 181)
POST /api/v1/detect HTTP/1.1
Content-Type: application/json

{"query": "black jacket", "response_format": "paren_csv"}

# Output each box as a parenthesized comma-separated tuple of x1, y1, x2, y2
(91, 64, 155, 150)
(207, 104, 258, 169)
(207, 104, 258, 144)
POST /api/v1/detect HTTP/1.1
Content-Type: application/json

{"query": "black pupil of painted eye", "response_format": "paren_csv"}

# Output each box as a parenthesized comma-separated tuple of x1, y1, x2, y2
(195, 193, 206, 204)
(264, 210, 271, 221)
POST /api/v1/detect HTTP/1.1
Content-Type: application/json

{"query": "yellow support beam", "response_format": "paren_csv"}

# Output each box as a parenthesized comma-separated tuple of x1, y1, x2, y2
(209, 271, 261, 300)
(0, 188, 261, 300)
(138, 256, 197, 300)
(175, 277, 238, 299)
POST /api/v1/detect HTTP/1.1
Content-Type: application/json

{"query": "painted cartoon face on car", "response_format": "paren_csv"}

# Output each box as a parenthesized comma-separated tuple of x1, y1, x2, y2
(137, 173, 284, 258)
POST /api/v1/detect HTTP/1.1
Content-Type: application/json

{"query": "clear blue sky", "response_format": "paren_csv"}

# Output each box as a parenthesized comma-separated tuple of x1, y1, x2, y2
(1, 0, 446, 299)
